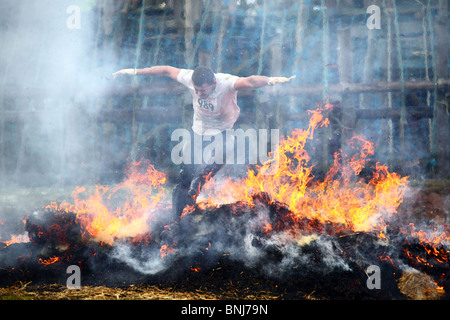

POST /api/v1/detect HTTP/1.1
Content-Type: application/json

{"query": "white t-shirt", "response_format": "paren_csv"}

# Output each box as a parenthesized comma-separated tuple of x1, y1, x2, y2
(177, 69, 240, 135)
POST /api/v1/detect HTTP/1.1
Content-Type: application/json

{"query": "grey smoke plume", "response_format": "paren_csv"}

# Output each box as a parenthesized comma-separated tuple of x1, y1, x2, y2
(0, 0, 105, 188)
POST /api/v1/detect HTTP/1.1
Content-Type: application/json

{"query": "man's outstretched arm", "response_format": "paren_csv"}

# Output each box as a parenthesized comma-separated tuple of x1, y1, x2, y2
(112, 66, 181, 81)
(234, 75, 295, 91)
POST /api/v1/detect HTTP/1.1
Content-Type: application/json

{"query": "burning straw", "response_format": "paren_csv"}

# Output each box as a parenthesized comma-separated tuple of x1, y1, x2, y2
(1, 102, 449, 300)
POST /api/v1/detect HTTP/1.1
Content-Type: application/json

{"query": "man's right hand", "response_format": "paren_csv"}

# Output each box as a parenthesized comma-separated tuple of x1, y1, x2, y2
(112, 68, 136, 79)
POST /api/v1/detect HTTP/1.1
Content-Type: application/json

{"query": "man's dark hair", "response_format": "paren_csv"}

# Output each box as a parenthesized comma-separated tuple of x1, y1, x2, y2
(192, 66, 215, 86)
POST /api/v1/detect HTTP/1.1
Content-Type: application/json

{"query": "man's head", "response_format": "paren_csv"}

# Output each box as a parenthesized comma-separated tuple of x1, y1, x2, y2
(192, 66, 216, 99)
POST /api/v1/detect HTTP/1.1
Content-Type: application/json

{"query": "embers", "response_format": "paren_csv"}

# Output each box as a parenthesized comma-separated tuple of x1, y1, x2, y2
(26, 209, 82, 252)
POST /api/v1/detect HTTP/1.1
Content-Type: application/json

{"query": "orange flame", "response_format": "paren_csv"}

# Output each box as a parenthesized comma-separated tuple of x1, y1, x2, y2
(38, 255, 60, 265)
(402, 223, 450, 246)
(48, 161, 168, 245)
(40, 102, 448, 260)
(191, 266, 201, 272)
(199, 103, 409, 235)
(1, 233, 30, 247)
(400, 222, 450, 268)
(160, 244, 174, 259)
(180, 204, 196, 219)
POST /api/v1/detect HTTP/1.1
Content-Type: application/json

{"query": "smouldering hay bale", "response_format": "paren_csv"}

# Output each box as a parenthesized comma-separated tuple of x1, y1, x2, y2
(398, 270, 444, 300)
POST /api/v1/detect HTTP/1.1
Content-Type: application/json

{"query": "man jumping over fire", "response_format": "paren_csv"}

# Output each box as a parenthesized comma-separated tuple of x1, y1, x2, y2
(112, 66, 295, 217)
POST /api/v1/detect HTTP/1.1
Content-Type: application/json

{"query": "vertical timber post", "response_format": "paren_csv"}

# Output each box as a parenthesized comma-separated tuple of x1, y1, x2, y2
(383, 0, 395, 164)
(337, 1, 357, 155)
(289, 0, 308, 113)
(433, 0, 449, 178)
(255, 0, 268, 133)
(321, 0, 331, 174)
(183, 0, 203, 128)
(392, 0, 407, 172)
(269, 5, 284, 132)
(184, 0, 203, 68)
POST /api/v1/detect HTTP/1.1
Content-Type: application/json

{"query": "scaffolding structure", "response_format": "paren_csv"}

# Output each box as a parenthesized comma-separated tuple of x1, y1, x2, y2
(0, 0, 448, 186)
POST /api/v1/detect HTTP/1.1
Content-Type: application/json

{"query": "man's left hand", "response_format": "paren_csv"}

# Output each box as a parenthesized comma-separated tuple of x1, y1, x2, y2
(268, 75, 296, 86)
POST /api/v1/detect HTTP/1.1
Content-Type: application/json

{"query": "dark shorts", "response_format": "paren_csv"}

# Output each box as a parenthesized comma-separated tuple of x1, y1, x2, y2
(172, 129, 232, 217)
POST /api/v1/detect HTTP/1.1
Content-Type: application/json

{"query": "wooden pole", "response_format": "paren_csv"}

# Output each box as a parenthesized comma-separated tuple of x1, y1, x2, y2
(257, 0, 267, 76)
(215, 5, 229, 73)
(383, 0, 395, 160)
(289, 0, 308, 112)
(432, 0, 449, 178)
(270, 5, 285, 131)
(184, 0, 202, 68)
(255, 0, 269, 133)
(285, 106, 433, 122)
(321, 0, 331, 173)
(360, 0, 376, 110)
(421, 2, 433, 161)
(392, 0, 407, 168)
(279, 79, 450, 96)
(1, 104, 433, 124)
(2, 79, 447, 100)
